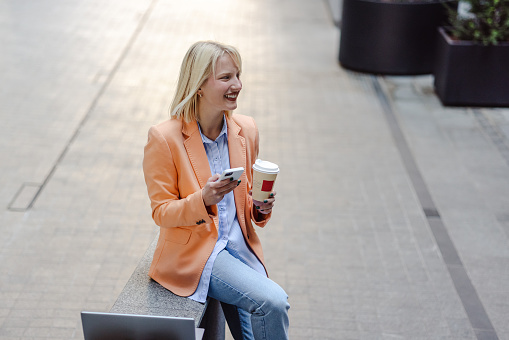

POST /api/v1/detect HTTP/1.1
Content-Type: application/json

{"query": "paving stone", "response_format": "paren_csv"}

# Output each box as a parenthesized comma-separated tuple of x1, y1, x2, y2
(1, 0, 509, 339)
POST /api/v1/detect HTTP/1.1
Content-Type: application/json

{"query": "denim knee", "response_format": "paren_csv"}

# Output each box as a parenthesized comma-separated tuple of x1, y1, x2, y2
(256, 285, 290, 317)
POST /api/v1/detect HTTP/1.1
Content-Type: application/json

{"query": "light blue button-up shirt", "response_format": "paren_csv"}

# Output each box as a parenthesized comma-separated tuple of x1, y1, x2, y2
(189, 116, 266, 303)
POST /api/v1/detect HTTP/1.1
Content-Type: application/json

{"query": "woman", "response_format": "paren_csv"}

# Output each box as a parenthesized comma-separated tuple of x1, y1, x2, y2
(142, 41, 290, 339)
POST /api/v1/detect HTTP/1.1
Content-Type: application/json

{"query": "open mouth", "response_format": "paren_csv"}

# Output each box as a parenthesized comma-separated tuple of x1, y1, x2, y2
(225, 93, 238, 101)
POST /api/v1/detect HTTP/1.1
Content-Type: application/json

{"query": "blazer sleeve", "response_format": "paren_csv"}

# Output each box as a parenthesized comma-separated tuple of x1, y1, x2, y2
(143, 126, 214, 228)
(248, 116, 272, 226)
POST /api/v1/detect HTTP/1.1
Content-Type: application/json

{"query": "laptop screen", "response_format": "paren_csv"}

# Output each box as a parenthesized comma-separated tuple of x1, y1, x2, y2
(81, 311, 204, 340)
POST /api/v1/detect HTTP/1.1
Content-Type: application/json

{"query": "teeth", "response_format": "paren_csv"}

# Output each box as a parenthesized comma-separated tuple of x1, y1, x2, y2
(225, 94, 237, 99)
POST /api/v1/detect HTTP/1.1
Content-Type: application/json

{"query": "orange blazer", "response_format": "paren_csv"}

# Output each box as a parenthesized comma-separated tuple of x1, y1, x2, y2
(142, 114, 271, 297)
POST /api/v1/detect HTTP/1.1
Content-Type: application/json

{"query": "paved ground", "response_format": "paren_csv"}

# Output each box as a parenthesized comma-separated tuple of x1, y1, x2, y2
(1, 0, 508, 339)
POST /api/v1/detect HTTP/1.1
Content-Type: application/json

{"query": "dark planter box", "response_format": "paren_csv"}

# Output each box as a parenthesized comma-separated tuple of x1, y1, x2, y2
(434, 27, 509, 107)
(339, 0, 450, 75)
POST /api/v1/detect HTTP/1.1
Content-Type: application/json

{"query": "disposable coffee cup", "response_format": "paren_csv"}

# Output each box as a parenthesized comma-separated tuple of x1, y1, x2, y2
(252, 159, 279, 201)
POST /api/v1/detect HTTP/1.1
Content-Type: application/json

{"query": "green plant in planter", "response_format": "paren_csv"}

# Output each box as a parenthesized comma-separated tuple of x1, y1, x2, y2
(446, 0, 509, 45)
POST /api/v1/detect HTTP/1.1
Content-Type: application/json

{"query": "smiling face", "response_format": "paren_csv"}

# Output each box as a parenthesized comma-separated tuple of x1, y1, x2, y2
(198, 53, 242, 119)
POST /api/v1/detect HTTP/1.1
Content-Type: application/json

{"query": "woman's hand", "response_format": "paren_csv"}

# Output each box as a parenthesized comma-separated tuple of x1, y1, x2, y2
(202, 174, 241, 207)
(251, 191, 276, 214)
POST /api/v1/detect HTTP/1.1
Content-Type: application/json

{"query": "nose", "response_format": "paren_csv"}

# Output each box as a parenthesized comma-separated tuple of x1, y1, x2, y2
(232, 77, 242, 91)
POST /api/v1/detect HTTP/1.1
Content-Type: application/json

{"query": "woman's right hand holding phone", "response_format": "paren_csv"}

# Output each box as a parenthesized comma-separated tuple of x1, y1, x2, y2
(202, 174, 241, 207)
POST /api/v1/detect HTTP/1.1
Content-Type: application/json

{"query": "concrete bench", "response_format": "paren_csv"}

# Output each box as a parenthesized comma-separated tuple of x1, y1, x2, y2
(110, 234, 226, 340)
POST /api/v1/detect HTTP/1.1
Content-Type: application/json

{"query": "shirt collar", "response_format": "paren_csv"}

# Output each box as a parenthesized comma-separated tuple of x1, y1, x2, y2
(198, 115, 228, 144)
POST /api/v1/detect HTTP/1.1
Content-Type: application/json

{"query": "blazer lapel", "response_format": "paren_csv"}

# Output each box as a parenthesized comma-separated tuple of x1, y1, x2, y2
(182, 120, 211, 189)
(228, 116, 247, 230)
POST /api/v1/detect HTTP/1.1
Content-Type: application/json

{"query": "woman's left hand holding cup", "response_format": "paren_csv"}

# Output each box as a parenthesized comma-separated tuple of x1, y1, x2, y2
(250, 191, 276, 215)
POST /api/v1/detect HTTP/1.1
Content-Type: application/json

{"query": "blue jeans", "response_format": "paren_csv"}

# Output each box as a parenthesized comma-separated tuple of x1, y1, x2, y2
(208, 249, 290, 340)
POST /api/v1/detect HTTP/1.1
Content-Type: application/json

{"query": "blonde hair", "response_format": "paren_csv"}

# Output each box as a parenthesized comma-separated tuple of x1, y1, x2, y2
(170, 41, 242, 122)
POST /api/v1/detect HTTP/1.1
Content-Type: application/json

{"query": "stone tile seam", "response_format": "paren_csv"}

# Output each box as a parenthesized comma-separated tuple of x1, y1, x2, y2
(6, 0, 160, 212)
(323, 0, 341, 28)
(370, 75, 499, 340)
(6, 182, 41, 212)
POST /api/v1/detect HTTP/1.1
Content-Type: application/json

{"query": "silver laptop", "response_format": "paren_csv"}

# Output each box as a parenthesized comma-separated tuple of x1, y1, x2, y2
(81, 311, 204, 340)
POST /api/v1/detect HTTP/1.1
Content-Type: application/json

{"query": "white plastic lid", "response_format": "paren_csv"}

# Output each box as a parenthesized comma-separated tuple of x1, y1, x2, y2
(252, 159, 279, 174)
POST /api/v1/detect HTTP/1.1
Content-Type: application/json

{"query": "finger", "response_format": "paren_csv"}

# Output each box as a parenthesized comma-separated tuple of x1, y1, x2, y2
(208, 174, 221, 183)
(214, 180, 235, 191)
(263, 202, 275, 210)
(252, 191, 277, 204)
(258, 207, 272, 214)
(253, 197, 275, 205)
(216, 177, 239, 188)
(216, 179, 241, 195)
(254, 201, 274, 211)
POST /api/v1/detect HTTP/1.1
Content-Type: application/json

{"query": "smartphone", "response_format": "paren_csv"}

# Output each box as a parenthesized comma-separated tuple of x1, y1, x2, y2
(218, 167, 244, 181)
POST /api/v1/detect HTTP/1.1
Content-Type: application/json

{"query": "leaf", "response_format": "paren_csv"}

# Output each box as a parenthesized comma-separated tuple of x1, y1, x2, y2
(448, 0, 509, 44)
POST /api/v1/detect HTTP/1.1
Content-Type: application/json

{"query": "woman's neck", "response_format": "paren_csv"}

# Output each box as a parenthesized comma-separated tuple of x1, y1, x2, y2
(198, 110, 225, 141)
